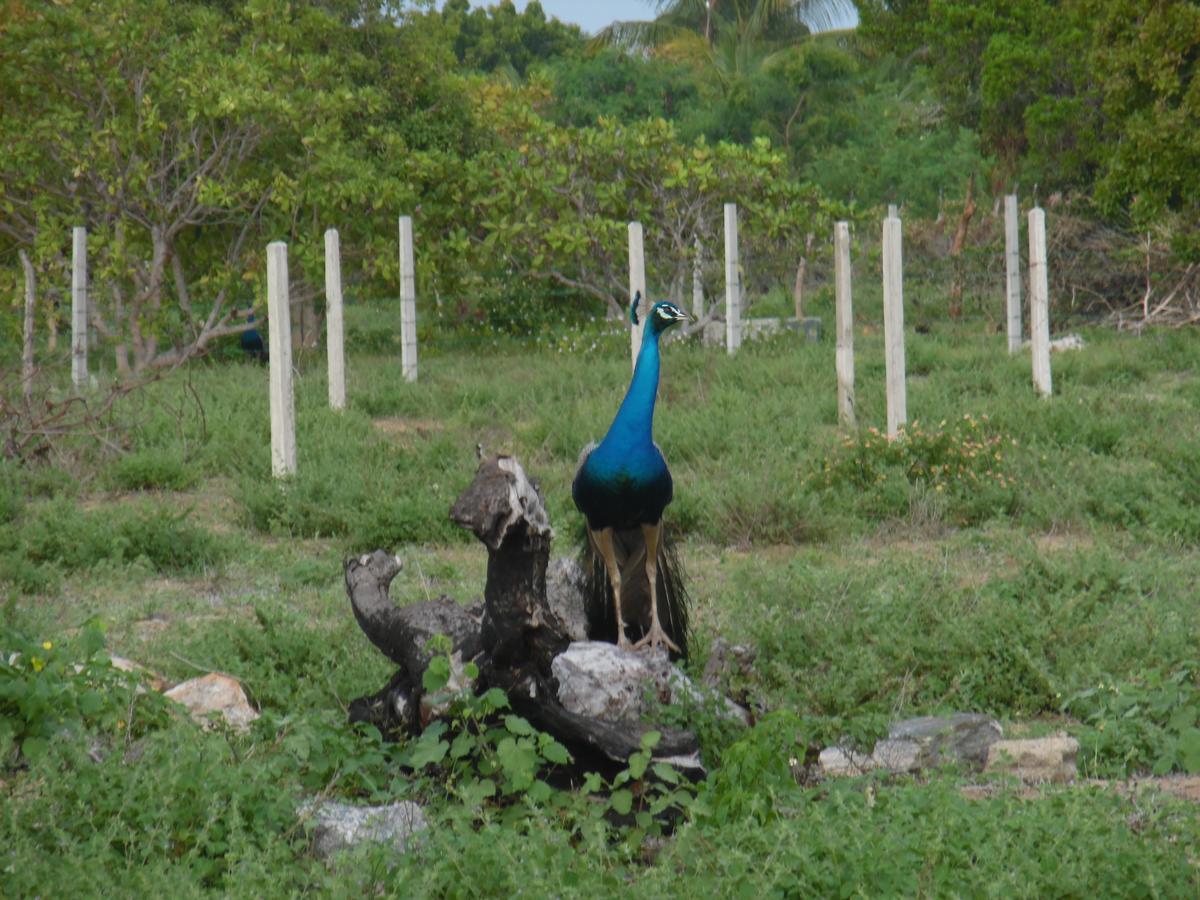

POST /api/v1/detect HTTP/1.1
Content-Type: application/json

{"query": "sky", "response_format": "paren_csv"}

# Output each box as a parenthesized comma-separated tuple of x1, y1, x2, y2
(466, 1, 859, 37)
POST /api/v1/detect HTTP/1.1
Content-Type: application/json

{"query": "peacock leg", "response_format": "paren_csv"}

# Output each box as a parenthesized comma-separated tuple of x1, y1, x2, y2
(634, 520, 680, 654)
(591, 526, 631, 649)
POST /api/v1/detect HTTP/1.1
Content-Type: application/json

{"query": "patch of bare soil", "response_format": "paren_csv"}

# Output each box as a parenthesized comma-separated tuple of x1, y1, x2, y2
(372, 417, 444, 443)
(1034, 531, 1095, 554)
(961, 776, 1200, 804)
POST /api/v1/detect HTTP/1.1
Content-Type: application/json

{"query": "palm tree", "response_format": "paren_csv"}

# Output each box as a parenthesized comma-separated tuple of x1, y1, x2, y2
(597, 0, 860, 152)
(596, 0, 858, 57)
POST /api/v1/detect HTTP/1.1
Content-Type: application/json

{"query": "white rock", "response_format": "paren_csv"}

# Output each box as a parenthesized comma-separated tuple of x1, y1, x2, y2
(164, 673, 259, 732)
(819, 745, 874, 777)
(552, 641, 672, 721)
(1050, 333, 1084, 352)
(985, 736, 1079, 783)
(551, 641, 749, 726)
(299, 800, 427, 861)
(872, 738, 922, 773)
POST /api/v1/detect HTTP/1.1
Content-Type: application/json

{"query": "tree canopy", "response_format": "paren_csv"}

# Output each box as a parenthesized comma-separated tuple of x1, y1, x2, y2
(2, 0, 1196, 373)
(859, 0, 1200, 248)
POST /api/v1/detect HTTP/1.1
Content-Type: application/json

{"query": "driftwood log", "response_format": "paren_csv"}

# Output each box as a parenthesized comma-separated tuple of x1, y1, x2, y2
(345, 455, 701, 771)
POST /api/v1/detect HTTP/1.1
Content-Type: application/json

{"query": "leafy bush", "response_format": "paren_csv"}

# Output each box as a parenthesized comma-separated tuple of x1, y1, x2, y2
(0, 621, 173, 765)
(108, 448, 197, 492)
(18, 499, 224, 573)
(1065, 665, 1200, 778)
(809, 415, 1019, 525)
(0, 462, 20, 524)
(0, 499, 226, 594)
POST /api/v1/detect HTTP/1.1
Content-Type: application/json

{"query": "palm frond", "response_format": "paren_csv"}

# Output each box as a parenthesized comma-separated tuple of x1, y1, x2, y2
(591, 18, 700, 54)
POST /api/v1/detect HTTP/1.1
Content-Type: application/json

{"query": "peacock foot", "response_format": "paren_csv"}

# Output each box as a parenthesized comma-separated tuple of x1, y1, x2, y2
(634, 625, 680, 654)
(616, 632, 633, 651)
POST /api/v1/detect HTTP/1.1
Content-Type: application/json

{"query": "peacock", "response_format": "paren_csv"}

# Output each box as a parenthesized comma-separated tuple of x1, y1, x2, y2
(240, 311, 267, 364)
(572, 292, 690, 658)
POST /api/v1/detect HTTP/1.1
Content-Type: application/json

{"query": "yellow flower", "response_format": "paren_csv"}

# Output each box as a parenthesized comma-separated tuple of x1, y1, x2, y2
(42, 641, 53, 651)
(31, 656, 45, 672)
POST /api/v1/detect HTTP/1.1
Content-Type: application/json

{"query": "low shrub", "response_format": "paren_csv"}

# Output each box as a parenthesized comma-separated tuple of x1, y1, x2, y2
(108, 448, 198, 492)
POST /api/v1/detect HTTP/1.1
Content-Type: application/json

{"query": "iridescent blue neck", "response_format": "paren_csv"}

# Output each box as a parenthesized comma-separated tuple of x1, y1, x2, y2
(604, 325, 661, 445)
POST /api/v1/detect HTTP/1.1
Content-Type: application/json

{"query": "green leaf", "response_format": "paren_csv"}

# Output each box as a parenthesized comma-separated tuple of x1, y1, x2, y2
(527, 780, 553, 803)
(651, 762, 682, 784)
(504, 715, 534, 736)
(458, 777, 496, 807)
(422, 656, 450, 693)
(480, 688, 510, 712)
(609, 788, 633, 816)
(640, 730, 662, 752)
(21, 736, 49, 763)
(628, 751, 649, 780)
(541, 738, 571, 766)
(450, 730, 476, 761)
(78, 690, 105, 716)
(496, 737, 538, 792)
(408, 724, 449, 769)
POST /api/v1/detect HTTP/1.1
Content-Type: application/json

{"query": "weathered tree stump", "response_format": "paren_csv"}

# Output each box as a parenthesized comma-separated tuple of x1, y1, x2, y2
(345, 454, 703, 773)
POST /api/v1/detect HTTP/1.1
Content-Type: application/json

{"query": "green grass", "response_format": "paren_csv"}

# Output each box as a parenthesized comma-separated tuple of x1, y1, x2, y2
(2, 312, 1199, 894)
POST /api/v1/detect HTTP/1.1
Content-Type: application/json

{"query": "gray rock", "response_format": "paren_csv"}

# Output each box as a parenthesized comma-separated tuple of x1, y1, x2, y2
(886, 713, 1003, 770)
(545, 557, 589, 642)
(300, 799, 427, 861)
(701, 638, 757, 690)
(551, 641, 749, 726)
(821, 714, 1004, 778)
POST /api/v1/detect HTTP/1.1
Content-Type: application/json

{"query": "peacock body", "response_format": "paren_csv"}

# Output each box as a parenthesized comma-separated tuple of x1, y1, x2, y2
(572, 295, 690, 658)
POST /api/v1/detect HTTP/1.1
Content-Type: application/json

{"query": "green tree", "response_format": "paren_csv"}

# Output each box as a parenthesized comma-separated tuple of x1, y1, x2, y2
(0, 0, 475, 372)
(457, 80, 841, 318)
(546, 50, 699, 127)
(1086, 0, 1200, 246)
(859, 0, 1200, 245)
(437, 0, 585, 77)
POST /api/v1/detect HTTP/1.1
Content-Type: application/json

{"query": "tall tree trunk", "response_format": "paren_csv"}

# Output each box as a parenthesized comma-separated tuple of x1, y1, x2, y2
(948, 173, 977, 319)
(793, 232, 814, 319)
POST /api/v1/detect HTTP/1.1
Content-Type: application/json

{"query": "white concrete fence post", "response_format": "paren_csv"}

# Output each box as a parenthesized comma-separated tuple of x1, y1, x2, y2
(1004, 194, 1023, 354)
(324, 228, 346, 411)
(1028, 207, 1052, 397)
(267, 241, 297, 478)
(724, 203, 741, 354)
(882, 214, 907, 437)
(71, 226, 88, 390)
(399, 215, 418, 383)
(628, 221, 646, 368)
(834, 221, 855, 428)
(20, 249, 36, 404)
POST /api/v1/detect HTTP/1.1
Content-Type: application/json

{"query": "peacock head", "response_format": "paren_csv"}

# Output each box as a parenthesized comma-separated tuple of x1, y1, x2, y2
(646, 300, 689, 336)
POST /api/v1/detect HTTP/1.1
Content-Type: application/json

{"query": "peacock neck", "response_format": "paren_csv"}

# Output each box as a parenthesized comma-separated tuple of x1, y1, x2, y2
(605, 326, 661, 447)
